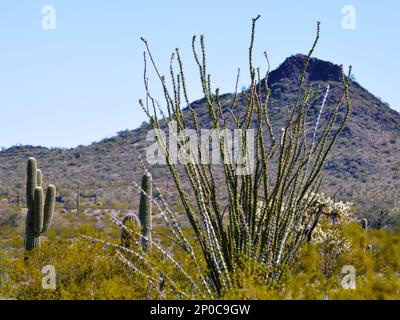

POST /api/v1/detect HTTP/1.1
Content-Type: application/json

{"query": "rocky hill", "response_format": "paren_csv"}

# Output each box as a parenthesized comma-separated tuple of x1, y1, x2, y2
(1, 54, 400, 222)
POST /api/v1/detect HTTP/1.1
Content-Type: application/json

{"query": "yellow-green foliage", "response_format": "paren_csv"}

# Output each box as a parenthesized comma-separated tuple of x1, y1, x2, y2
(223, 223, 400, 300)
(0, 222, 209, 300)
(1, 222, 400, 300)
(0, 226, 151, 300)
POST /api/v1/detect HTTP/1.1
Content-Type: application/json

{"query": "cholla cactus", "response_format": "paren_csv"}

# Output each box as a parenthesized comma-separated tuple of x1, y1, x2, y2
(256, 193, 352, 238)
(310, 224, 326, 243)
(311, 223, 352, 276)
(304, 192, 352, 221)
(296, 192, 352, 243)
(121, 213, 141, 249)
(305, 193, 353, 274)
(311, 223, 350, 248)
(25, 157, 56, 250)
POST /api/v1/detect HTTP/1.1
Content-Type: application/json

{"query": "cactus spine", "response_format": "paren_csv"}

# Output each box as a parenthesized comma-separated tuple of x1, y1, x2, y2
(139, 172, 152, 252)
(25, 157, 56, 250)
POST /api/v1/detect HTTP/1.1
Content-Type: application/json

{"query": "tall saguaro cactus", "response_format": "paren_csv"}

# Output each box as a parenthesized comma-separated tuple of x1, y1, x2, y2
(76, 181, 80, 214)
(16, 191, 20, 207)
(362, 218, 368, 232)
(139, 172, 152, 252)
(25, 157, 56, 250)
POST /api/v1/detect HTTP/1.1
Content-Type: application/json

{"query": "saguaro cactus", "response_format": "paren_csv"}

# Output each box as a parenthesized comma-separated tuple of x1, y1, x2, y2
(76, 181, 80, 214)
(362, 218, 368, 232)
(16, 191, 20, 207)
(121, 213, 141, 249)
(25, 157, 56, 250)
(139, 172, 152, 252)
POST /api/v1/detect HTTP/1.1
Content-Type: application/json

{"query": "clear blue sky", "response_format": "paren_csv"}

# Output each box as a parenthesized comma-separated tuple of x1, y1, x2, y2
(1, 0, 399, 148)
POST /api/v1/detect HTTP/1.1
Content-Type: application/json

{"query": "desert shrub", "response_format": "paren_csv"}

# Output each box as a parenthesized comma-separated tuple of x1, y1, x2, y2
(0, 205, 22, 228)
(0, 226, 153, 300)
(1, 219, 400, 299)
(222, 222, 400, 300)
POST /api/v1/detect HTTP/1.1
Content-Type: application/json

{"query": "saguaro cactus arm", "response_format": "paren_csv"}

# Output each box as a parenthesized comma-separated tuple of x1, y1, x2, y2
(36, 169, 43, 188)
(43, 185, 56, 233)
(33, 187, 44, 235)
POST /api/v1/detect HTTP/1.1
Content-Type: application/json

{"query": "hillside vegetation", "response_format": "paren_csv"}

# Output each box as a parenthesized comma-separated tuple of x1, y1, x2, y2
(1, 54, 400, 225)
(1, 214, 400, 299)
(1, 17, 400, 300)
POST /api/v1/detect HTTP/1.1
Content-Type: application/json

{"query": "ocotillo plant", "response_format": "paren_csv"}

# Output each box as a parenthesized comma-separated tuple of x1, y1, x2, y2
(25, 157, 56, 250)
(139, 172, 152, 252)
(135, 16, 352, 296)
(121, 213, 141, 249)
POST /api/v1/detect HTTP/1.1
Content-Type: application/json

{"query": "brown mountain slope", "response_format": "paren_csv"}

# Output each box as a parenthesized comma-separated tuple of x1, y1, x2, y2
(1, 54, 399, 223)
